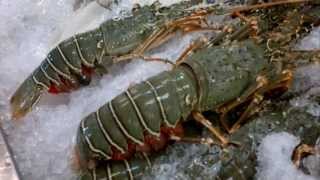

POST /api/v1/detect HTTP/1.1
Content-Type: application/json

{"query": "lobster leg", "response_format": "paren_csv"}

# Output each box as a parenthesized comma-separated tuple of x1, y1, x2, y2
(292, 144, 317, 167)
(175, 9, 261, 67)
(174, 28, 233, 67)
(142, 56, 175, 66)
(231, 12, 258, 40)
(218, 70, 293, 134)
(174, 25, 236, 66)
(175, 37, 209, 66)
(114, 10, 217, 63)
(217, 75, 268, 133)
(192, 111, 230, 147)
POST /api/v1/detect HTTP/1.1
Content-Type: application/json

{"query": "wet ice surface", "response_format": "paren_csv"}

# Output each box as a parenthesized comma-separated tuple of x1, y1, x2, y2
(296, 27, 320, 51)
(256, 133, 318, 180)
(1, 0, 320, 180)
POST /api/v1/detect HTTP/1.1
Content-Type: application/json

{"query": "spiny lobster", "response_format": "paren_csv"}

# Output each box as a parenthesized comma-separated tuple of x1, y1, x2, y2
(75, 0, 320, 172)
(10, 0, 220, 119)
(77, 1, 320, 177)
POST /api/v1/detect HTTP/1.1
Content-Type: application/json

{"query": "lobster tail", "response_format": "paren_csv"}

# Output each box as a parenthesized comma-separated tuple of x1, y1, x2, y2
(76, 67, 198, 163)
(42, 28, 106, 94)
(10, 28, 106, 119)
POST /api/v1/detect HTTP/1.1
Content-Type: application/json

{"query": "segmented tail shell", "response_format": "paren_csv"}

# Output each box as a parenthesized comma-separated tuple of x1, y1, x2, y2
(37, 29, 106, 94)
(77, 66, 198, 162)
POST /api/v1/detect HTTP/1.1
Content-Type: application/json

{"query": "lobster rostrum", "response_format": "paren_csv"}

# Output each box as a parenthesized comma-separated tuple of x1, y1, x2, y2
(10, 0, 222, 119)
(75, 0, 320, 170)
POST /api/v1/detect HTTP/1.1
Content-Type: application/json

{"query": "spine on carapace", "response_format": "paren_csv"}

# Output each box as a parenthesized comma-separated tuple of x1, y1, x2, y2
(76, 66, 198, 163)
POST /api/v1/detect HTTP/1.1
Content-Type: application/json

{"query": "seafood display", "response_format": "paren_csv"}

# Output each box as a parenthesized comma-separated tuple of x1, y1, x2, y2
(4, 0, 320, 180)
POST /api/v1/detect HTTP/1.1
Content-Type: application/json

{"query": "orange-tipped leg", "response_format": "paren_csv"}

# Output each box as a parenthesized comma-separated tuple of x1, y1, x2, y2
(230, 11, 258, 40)
(292, 144, 317, 167)
(115, 9, 220, 64)
(192, 111, 235, 147)
(139, 55, 175, 66)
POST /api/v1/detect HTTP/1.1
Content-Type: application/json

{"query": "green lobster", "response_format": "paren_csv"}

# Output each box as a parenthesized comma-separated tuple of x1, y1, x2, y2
(75, 0, 320, 170)
(10, 0, 219, 119)
(77, 1, 320, 180)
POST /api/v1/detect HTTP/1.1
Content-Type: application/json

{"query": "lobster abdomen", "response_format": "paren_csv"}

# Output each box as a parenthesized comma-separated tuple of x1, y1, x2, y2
(77, 66, 198, 163)
(41, 29, 104, 94)
(10, 28, 105, 118)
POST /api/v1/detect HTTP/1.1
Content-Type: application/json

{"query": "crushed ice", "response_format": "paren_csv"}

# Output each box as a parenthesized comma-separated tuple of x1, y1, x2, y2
(1, 0, 320, 180)
(296, 27, 320, 51)
(256, 133, 318, 180)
